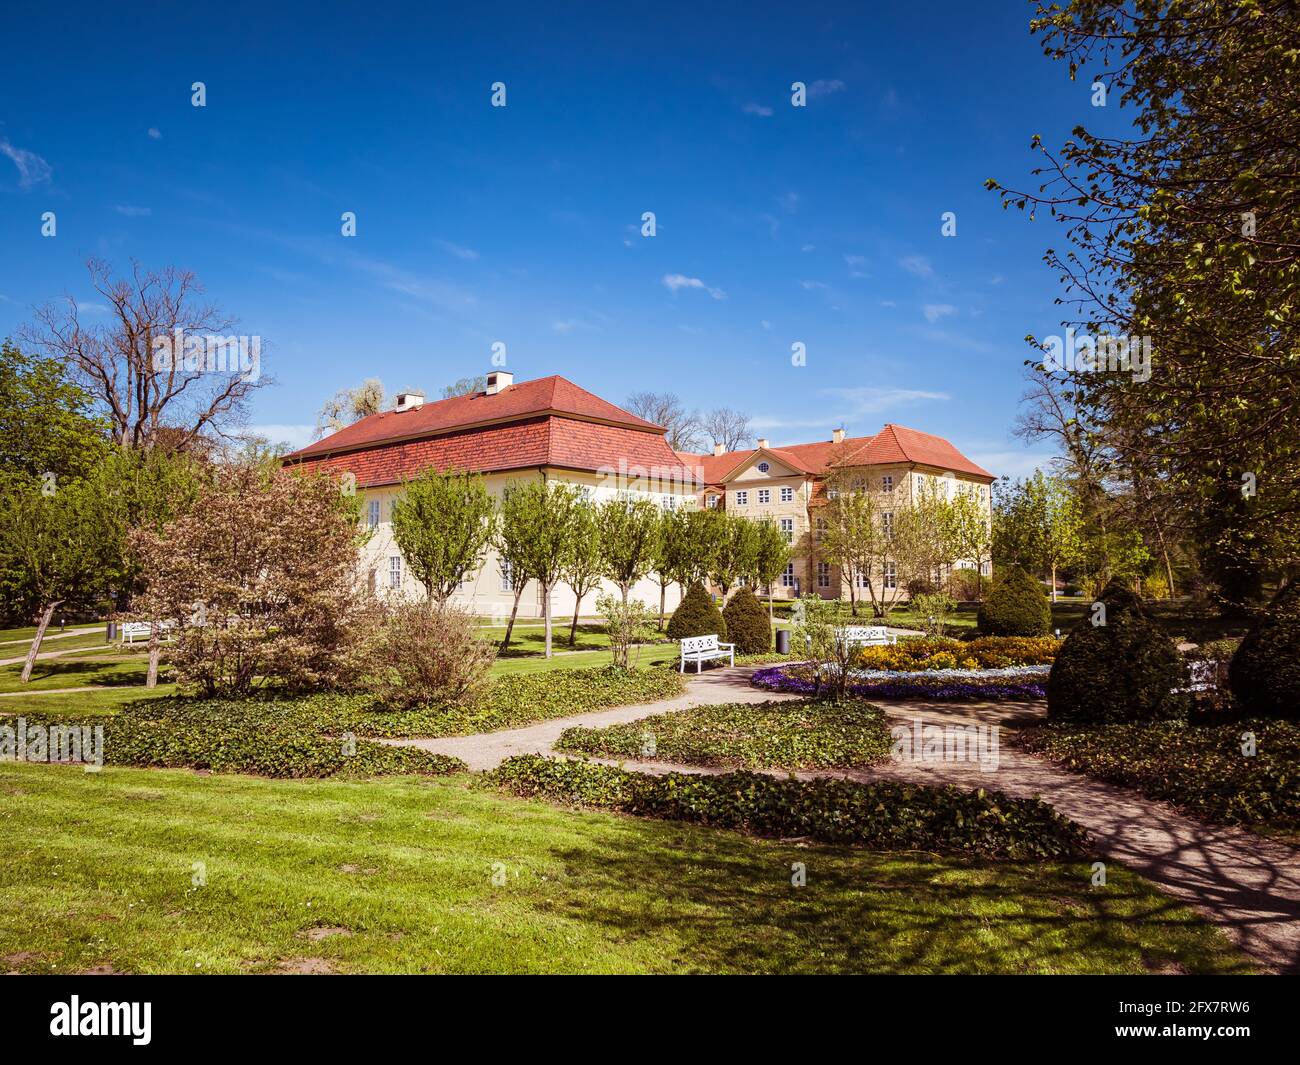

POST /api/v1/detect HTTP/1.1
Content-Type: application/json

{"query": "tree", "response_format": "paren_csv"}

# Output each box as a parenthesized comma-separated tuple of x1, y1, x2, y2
(994, 472, 1087, 600)
(710, 513, 759, 600)
(0, 340, 108, 489)
(946, 488, 993, 600)
(700, 407, 752, 451)
(391, 468, 496, 605)
(596, 592, 656, 671)
(563, 501, 603, 647)
(819, 481, 877, 616)
(130, 462, 364, 696)
(624, 391, 704, 452)
(0, 474, 118, 681)
(675, 508, 722, 588)
(442, 376, 486, 398)
(753, 518, 792, 629)
(595, 496, 661, 604)
(22, 258, 267, 449)
(315, 378, 386, 438)
(497, 480, 583, 657)
(989, 2, 1300, 609)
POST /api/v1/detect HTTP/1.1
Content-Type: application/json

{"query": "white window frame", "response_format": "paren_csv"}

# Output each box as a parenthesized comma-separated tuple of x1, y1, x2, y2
(780, 486, 794, 503)
(817, 562, 830, 588)
(367, 499, 380, 528)
(779, 517, 794, 543)
(885, 561, 897, 589)
(500, 560, 514, 593)
(706, 494, 719, 509)
(757, 488, 770, 505)
(780, 563, 795, 589)
(881, 475, 893, 492)
(388, 555, 402, 589)
(883, 511, 894, 540)
(735, 490, 748, 506)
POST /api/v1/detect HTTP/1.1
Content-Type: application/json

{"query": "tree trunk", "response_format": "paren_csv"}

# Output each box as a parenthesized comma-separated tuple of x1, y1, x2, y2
(146, 619, 161, 689)
(20, 600, 62, 683)
(542, 582, 553, 658)
(658, 583, 666, 630)
(1051, 561, 1058, 603)
(501, 585, 526, 649)
(569, 592, 585, 648)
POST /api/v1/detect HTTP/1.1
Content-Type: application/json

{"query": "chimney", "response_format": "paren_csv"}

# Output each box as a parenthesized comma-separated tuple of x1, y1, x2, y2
(713, 443, 725, 457)
(485, 370, 513, 395)
(394, 391, 425, 413)
(757, 438, 770, 449)
(832, 427, 845, 444)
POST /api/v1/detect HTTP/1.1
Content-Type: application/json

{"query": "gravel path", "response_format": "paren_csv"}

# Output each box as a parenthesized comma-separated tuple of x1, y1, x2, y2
(389, 664, 1300, 974)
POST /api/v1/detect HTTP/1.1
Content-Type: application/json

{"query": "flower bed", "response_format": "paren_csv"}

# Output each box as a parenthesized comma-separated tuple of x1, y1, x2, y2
(490, 754, 1089, 858)
(752, 664, 1048, 701)
(855, 635, 1061, 672)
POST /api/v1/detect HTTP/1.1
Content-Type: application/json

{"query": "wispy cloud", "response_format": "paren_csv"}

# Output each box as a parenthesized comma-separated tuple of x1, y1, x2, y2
(742, 102, 774, 117)
(807, 79, 846, 98)
(922, 303, 956, 323)
(114, 204, 152, 217)
(777, 191, 800, 213)
(0, 138, 52, 187)
(966, 448, 1056, 480)
(800, 280, 828, 290)
(552, 318, 598, 334)
(435, 238, 479, 261)
(147, 127, 162, 140)
(899, 254, 933, 278)
(663, 273, 726, 300)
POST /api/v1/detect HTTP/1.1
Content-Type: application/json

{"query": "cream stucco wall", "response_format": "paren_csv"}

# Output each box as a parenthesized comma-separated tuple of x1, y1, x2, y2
(357, 468, 690, 620)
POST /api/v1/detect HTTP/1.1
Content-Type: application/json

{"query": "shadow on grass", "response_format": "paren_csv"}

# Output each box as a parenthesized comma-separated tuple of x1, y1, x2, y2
(529, 813, 1251, 974)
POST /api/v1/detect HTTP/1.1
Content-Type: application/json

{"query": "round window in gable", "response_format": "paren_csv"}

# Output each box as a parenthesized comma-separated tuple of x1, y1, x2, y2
(757, 461, 770, 473)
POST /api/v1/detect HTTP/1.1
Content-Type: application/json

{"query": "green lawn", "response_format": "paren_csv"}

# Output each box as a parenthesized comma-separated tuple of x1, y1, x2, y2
(0, 685, 176, 717)
(0, 655, 151, 693)
(490, 643, 679, 675)
(0, 763, 1249, 975)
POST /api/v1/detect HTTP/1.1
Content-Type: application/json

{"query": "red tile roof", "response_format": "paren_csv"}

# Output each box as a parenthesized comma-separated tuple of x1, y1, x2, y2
(680, 424, 993, 484)
(288, 374, 660, 460)
(285, 375, 700, 488)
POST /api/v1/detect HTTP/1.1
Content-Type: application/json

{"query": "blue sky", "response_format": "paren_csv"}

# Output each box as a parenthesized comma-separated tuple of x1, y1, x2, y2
(0, 0, 1128, 476)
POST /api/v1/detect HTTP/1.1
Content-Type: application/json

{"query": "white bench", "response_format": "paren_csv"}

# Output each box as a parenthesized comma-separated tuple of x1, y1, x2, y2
(120, 621, 174, 645)
(837, 625, 896, 648)
(679, 633, 735, 673)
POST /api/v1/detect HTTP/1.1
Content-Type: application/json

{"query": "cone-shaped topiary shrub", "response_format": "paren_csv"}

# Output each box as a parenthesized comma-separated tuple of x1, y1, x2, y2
(1047, 580, 1184, 723)
(722, 586, 772, 654)
(977, 565, 1051, 636)
(667, 582, 727, 642)
(1229, 581, 1300, 719)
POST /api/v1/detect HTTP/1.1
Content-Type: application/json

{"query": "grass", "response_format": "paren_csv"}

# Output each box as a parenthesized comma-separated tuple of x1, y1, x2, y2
(0, 762, 1250, 974)
(490, 643, 679, 675)
(0, 655, 151, 693)
(556, 698, 894, 770)
(0, 686, 176, 717)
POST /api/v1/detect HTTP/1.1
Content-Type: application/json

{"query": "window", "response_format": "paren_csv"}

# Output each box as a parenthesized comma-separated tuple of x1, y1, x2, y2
(388, 556, 402, 589)
(827, 488, 839, 501)
(757, 488, 770, 505)
(780, 486, 794, 503)
(757, 461, 770, 473)
(389, 499, 399, 520)
(885, 562, 897, 589)
(881, 475, 893, 492)
(817, 562, 830, 588)
(735, 490, 748, 506)
(499, 560, 514, 592)
(662, 495, 677, 511)
(706, 494, 719, 509)
(856, 569, 870, 589)
(882, 511, 894, 539)
(367, 499, 380, 528)
(814, 517, 827, 541)
(779, 517, 794, 543)
(780, 563, 795, 588)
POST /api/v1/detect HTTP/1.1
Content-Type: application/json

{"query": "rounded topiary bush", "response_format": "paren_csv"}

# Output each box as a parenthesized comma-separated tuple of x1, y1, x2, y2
(1229, 581, 1300, 719)
(976, 565, 1051, 637)
(1047, 582, 1184, 723)
(722, 586, 772, 655)
(667, 583, 727, 642)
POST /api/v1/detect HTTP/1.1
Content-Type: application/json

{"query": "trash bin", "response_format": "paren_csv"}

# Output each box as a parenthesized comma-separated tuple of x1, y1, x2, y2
(775, 629, 790, 654)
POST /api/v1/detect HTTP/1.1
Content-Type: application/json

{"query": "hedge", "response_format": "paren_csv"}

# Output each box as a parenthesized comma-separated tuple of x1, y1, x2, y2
(977, 565, 1052, 637)
(1229, 580, 1300, 719)
(722, 587, 772, 654)
(490, 755, 1090, 859)
(555, 698, 892, 770)
(1019, 719, 1300, 830)
(1047, 581, 1184, 724)
(666, 583, 727, 642)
